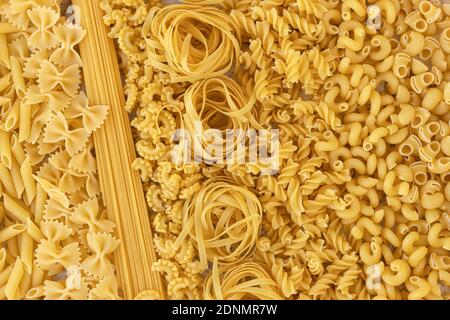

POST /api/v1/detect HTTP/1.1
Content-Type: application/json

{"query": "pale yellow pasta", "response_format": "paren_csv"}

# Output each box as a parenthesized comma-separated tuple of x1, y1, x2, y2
(4, 98, 20, 132)
(405, 10, 428, 33)
(418, 141, 441, 162)
(401, 31, 425, 56)
(26, 218, 44, 243)
(441, 136, 450, 156)
(431, 48, 447, 71)
(419, 1, 442, 24)
(25, 286, 45, 300)
(9, 56, 25, 98)
(0, 130, 12, 169)
(4, 258, 24, 300)
(18, 103, 32, 143)
(393, 53, 410, 79)
(0, 224, 27, 243)
(0, 249, 6, 274)
(19, 232, 33, 274)
(407, 276, 431, 300)
(382, 259, 410, 286)
(19, 157, 36, 205)
(422, 88, 443, 111)
(0, 34, 10, 68)
(411, 72, 436, 94)
(100, 0, 450, 301)
(0, 0, 122, 301)
(9, 157, 24, 198)
(411, 58, 429, 75)
(0, 265, 13, 288)
(440, 28, 450, 54)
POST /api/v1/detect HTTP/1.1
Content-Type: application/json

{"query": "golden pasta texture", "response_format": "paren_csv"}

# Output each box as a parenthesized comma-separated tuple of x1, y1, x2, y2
(1, 0, 450, 301)
(103, 0, 450, 301)
(73, 0, 164, 299)
(0, 0, 120, 300)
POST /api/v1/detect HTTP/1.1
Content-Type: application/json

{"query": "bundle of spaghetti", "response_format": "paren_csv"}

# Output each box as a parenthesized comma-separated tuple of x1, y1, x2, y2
(72, 0, 163, 299)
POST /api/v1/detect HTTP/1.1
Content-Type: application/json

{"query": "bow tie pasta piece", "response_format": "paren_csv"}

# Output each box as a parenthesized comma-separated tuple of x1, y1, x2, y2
(36, 135, 62, 156)
(42, 149, 91, 194)
(50, 23, 86, 67)
(35, 239, 81, 274)
(4, 0, 58, 30)
(69, 198, 116, 234)
(59, 169, 91, 195)
(64, 92, 109, 134)
(71, 171, 101, 198)
(27, 6, 59, 50)
(23, 85, 72, 116)
(42, 112, 89, 156)
(8, 35, 30, 61)
(81, 233, 120, 277)
(37, 160, 65, 188)
(88, 276, 122, 300)
(68, 141, 97, 174)
(23, 50, 50, 78)
(48, 148, 71, 170)
(35, 220, 81, 275)
(38, 60, 81, 97)
(40, 220, 72, 242)
(43, 279, 89, 300)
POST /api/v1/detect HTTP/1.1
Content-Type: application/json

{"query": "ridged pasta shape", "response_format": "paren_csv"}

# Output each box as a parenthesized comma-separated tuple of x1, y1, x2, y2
(27, 6, 59, 50)
(50, 23, 86, 67)
(81, 233, 120, 277)
(69, 198, 116, 233)
(38, 60, 81, 97)
(43, 280, 89, 300)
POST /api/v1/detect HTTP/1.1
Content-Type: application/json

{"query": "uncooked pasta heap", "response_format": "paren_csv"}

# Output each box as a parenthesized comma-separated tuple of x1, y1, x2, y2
(0, 0, 120, 299)
(0, 0, 449, 300)
(102, 0, 450, 300)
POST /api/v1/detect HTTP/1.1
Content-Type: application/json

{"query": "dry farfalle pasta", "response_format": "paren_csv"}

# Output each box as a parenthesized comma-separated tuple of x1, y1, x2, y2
(0, 0, 120, 300)
(104, 0, 450, 300)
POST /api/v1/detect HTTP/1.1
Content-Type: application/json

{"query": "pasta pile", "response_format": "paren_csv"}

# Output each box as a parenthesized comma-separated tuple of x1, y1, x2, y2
(103, 0, 450, 300)
(73, 0, 164, 299)
(0, 1, 121, 299)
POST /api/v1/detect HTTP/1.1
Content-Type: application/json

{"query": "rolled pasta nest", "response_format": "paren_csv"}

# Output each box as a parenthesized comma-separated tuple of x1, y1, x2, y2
(181, 75, 260, 163)
(204, 260, 284, 300)
(143, 4, 241, 82)
(174, 177, 262, 270)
